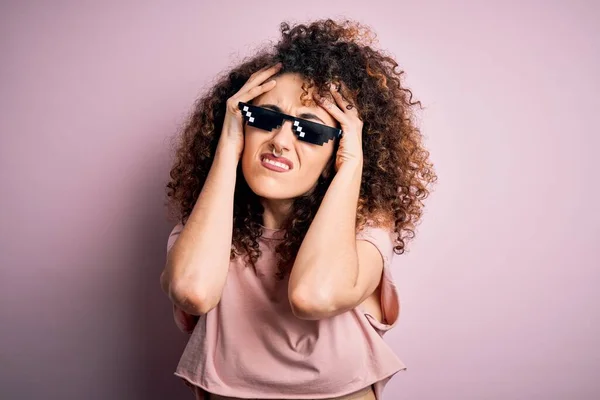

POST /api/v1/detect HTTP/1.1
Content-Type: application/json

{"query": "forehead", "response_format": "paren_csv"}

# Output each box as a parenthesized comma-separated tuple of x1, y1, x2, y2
(254, 72, 336, 126)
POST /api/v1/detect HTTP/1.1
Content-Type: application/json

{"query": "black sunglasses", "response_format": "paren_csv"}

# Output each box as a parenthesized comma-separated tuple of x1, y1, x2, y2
(238, 101, 343, 146)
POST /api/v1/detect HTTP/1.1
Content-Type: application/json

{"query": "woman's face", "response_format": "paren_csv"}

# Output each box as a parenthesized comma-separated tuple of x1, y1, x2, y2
(241, 72, 338, 200)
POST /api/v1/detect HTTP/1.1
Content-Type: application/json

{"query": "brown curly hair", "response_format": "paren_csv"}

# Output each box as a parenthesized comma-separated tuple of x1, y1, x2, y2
(165, 18, 437, 279)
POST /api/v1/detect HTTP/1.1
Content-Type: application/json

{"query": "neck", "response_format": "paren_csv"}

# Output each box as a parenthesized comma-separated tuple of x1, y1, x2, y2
(260, 197, 293, 230)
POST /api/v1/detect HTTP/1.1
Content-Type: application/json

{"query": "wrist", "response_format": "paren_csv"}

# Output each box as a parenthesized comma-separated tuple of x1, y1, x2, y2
(330, 161, 363, 191)
(337, 159, 363, 176)
(216, 138, 241, 164)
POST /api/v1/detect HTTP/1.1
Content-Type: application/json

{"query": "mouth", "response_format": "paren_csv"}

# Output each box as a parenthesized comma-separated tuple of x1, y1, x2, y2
(260, 153, 294, 173)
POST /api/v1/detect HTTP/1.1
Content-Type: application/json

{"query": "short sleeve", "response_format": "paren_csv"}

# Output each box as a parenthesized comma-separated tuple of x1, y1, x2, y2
(356, 224, 400, 332)
(173, 303, 200, 334)
(166, 223, 184, 254)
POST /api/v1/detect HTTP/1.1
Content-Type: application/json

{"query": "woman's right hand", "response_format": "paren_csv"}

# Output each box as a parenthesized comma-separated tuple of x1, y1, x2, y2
(218, 62, 283, 160)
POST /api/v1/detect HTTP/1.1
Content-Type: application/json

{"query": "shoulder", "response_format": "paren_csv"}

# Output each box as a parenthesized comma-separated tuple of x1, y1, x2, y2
(356, 218, 396, 269)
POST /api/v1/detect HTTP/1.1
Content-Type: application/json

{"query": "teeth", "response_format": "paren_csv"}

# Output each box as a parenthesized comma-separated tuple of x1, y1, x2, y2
(262, 157, 290, 170)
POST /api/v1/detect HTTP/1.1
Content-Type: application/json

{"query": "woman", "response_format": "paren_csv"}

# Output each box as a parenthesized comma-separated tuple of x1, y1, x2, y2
(161, 18, 437, 400)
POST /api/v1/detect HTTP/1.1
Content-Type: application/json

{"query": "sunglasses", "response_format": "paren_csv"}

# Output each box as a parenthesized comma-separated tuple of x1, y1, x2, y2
(238, 101, 343, 146)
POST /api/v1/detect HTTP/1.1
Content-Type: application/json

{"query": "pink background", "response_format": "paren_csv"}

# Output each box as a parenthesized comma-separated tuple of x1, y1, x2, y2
(1, 1, 598, 399)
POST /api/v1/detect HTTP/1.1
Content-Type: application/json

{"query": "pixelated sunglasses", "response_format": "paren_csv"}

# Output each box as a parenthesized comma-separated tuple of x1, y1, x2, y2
(238, 101, 343, 146)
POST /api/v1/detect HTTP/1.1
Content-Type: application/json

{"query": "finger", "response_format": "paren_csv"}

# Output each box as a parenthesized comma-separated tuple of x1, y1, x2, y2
(237, 79, 277, 103)
(329, 83, 349, 111)
(313, 91, 347, 124)
(234, 63, 281, 105)
(239, 62, 282, 93)
(330, 82, 358, 114)
(250, 62, 282, 81)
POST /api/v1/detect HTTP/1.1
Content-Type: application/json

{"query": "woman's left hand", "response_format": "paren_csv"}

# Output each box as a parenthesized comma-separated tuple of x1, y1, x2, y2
(314, 83, 363, 172)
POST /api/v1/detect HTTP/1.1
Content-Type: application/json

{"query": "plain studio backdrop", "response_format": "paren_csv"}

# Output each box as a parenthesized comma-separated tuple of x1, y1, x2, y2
(0, 1, 598, 399)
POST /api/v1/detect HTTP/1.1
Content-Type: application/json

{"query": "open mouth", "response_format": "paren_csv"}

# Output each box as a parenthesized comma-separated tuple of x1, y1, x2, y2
(260, 155, 293, 172)
(261, 157, 290, 171)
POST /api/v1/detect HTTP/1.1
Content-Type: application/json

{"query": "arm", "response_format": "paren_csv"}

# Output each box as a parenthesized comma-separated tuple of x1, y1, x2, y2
(289, 82, 389, 320)
(160, 142, 239, 316)
(160, 62, 282, 316)
(288, 162, 385, 320)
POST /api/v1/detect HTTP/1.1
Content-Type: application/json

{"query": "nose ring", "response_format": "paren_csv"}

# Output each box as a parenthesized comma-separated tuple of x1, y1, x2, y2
(272, 147, 283, 158)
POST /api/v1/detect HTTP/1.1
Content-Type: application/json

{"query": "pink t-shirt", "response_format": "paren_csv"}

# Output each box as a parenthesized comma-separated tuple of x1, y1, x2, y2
(166, 223, 406, 400)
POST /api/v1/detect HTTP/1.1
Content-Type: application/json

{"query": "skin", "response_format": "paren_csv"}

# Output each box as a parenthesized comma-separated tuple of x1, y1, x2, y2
(241, 72, 339, 228)
(162, 63, 385, 400)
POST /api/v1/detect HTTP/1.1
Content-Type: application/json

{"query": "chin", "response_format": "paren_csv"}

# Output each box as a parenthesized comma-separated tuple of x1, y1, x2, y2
(245, 176, 295, 200)
(240, 156, 320, 199)
(242, 172, 311, 200)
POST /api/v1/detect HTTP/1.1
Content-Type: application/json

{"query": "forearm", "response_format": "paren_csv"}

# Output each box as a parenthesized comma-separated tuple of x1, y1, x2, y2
(289, 162, 363, 304)
(161, 140, 238, 315)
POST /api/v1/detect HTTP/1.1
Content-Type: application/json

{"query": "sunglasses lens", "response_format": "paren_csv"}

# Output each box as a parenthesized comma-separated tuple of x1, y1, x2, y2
(240, 104, 284, 131)
(293, 120, 340, 145)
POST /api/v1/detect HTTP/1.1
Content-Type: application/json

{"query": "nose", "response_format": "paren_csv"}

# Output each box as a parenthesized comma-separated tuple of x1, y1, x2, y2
(270, 119, 296, 151)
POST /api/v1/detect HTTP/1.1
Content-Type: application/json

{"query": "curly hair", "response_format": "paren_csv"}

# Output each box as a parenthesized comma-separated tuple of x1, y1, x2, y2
(165, 18, 437, 279)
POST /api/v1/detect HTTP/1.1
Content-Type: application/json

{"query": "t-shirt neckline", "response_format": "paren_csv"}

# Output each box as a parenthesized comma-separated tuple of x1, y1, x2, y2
(259, 224, 286, 240)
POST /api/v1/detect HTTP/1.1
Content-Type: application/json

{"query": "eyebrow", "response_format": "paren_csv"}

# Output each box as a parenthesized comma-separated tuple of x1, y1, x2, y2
(258, 103, 326, 125)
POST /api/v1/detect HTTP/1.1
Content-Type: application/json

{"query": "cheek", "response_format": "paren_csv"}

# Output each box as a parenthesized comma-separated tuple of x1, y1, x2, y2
(299, 143, 335, 172)
(241, 130, 262, 157)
